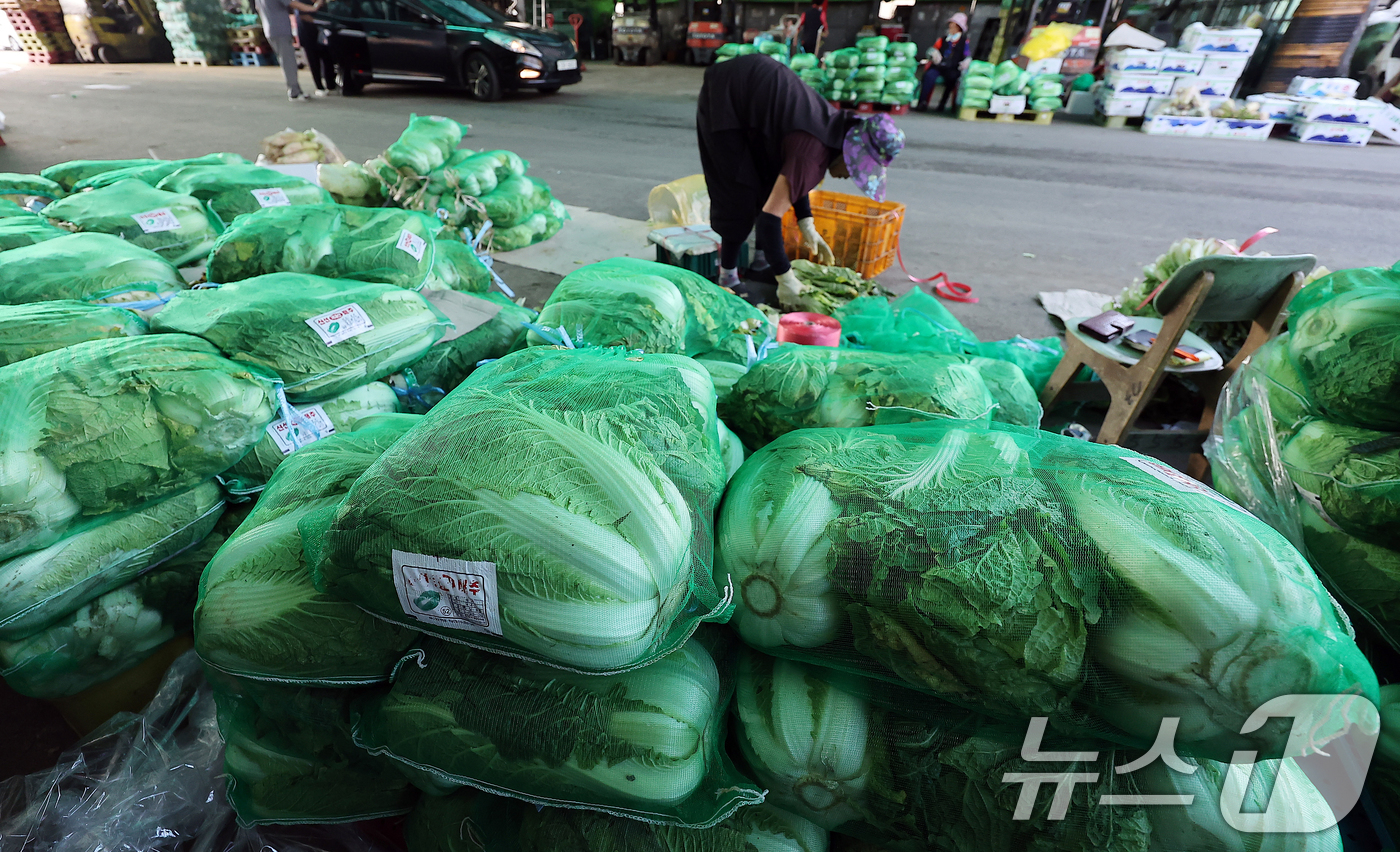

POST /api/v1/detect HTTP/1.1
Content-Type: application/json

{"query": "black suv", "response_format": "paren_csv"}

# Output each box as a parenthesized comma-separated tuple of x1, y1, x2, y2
(317, 0, 581, 100)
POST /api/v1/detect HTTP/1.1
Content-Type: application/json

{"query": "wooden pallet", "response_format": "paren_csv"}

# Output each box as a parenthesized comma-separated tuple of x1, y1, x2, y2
(17, 30, 72, 50)
(25, 48, 73, 62)
(173, 54, 211, 66)
(0, 0, 61, 11)
(1094, 112, 1144, 129)
(826, 99, 912, 115)
(230, 50, 273, 65)
(957, 106, 1055, 125)
(4, 9, 63, 30)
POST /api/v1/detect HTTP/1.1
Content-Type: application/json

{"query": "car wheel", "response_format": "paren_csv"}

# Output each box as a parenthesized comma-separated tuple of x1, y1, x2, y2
(96, 44, 119, 62)
(538, 85, 560, 95)
(340, 67, 364, 95)
(465, 53, 502, 101)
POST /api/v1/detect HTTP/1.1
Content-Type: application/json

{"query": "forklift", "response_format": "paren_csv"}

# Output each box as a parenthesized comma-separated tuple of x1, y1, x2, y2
(59, 0, 170, 62)
(683, 0, 724, 64)
(611, 0, 661, 64)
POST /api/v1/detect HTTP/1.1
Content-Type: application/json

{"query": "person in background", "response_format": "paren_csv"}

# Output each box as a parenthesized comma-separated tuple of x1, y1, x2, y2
(696, 54, 905, 306)
(799, 0, 824, 56)
(255, 0, 324, 101)
(296, 0, 336, 96)
(916, 12, 970, 113)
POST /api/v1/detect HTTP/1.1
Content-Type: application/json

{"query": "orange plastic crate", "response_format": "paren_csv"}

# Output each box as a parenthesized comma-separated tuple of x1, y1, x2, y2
(782, 189, 906, 279)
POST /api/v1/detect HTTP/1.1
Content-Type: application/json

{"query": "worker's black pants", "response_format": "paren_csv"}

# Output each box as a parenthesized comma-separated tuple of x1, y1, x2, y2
(297, 19, 337, 91)
(717, 211, 789, 275)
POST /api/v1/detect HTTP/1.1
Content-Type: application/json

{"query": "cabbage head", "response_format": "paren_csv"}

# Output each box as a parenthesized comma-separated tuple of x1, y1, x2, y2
(0, 301, 146, 369)
(1282, 418, 1400, 550)
(0, 233, 185, 309)
(0, 216, 65, 252)
(156, 164, 333, 225)
(529, 268, 688, 353)
(42, 178, 221, 267)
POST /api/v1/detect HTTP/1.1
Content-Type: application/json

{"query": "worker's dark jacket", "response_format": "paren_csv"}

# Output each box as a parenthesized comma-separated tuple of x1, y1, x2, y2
(696, 54, 852, 236)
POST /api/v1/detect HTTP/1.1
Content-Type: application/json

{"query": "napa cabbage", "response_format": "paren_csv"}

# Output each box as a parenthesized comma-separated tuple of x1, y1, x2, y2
(42, 179, 221, 267)
(0, 301, 147, 368)
(0, 232, 186, 309)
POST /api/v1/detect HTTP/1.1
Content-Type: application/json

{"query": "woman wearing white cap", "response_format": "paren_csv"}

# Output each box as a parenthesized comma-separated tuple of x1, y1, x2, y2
(916, 12, 970, 113)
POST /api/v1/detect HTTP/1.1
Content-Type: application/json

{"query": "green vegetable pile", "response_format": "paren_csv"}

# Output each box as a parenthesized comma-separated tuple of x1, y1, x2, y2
(781, 260, 886, 315)
(717, 420, 1377, 757)
(155, 163, 333, 225)
(352, 634, 762, 826)
(0, 214, 65, 252)
(41, 178, 221, 267)
(207, 203, 444, 291)
(0, 233, 187, 309)
(0, 301, 147, 368)
(151, 273, 451, 401)
(313, 346, 728, 673)
(1207, 262, 1400, 652)
(71, 152, 249, 192)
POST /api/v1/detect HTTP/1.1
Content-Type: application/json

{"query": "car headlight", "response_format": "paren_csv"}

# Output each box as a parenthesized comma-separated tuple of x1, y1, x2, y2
(484, 29, 542, 56)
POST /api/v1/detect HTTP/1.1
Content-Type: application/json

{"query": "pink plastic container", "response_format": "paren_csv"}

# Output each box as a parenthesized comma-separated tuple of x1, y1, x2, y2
(777, 311, 842, 347)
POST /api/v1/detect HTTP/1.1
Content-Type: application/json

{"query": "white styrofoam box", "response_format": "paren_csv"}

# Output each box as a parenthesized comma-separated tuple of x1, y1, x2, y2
(1025, 57, 1064, 75)
(1142, 114, 1214, 136)
(1286, 76, 1360, 99)
(1105, 48, 1163, 74)
(1291, 98, 1380, 125)
(1211, 118, 1274, 140)
(1096, 91, 1150, 116)
(1245, 94, 1299, 122)
(1198, 55, 1248, 78)
(1103, 72, 1173, 95)
(1178, 25, 1262, 55)
(1370, 103, 1400, 143)
(1158, 51, 1205, 75)
(1290, 120, 1373, 145)
(1193, 76, 1238, 97)
(989, 94, 1027, 114)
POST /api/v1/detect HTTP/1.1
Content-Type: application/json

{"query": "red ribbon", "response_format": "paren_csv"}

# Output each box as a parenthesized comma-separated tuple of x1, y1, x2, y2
(1133, 228, 1279, 312)
(896, 239, 979, 303)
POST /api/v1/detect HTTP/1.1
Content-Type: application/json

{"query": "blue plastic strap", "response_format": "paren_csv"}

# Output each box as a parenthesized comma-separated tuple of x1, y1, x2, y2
(272, 384, 327, 452)
(464, 221, 515, 298)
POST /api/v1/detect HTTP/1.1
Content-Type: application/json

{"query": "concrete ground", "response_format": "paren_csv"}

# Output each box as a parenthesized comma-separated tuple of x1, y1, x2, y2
(2, 57, 1398, 341)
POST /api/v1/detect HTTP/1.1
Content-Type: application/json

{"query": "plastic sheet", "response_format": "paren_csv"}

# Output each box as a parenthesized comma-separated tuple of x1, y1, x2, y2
(647, 174, 710, 228)
(0, 650, 406, 852)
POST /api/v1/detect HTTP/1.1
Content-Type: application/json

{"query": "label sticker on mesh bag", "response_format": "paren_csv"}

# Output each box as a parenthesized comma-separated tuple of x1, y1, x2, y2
(306, 303, 374, 345)
(131, 208, 181, 233)
(266, 404, 334, 455)
(392, 550, 502, 635)
(251, 187, 291, 207)
(396, 229, 427, 261)
(1121, 456, 1248, 514)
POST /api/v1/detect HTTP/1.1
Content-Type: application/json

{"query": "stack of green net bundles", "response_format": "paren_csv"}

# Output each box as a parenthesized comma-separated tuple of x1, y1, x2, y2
(823, 47, 861, 103)
(0, 301, 146, 368)
(1205, 263, 1400, 652)
(206, 204, 443, 291)
(476, 174, 570, 252)
(882, 40, 919, 105)
(958, 59, 994, 110)
(208, 669, 418, 826)
(732, 649, 1346, 852)
(714, 42, 757, 63)
(0, 529, 223, 699)
(0, 334, 279, 561)
(156, 163, 332, 225)
(528, 256, 770, 363)
(0, 233, 186, 311)
(849, 37, 888, 105)
(757, 39, 789, 66)
(150, 273, 451, 402)
(196, 417, 422, 687)
(992, 59, 1031, 96)
(1029, 72, 1065, 112)
(717, 419, 1378, 759)
(792, 52, 824, 91)
(310, 346, 730, 674)
(42, 179, 222, 268)
(351, 632, 763, 826)
(404, 789, 824, 852)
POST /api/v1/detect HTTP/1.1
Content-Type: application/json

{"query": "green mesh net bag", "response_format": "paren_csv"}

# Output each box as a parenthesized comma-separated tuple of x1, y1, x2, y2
(421, 238, 494, 294)
(40, 158, 163, 192)
(41, 179, 222, 267)
(489, 200, 566, 252)
(208, 669, 418, 826)
(732, 649, 1346, 852)
(0, 335, 278, 561)
(0, 215, 65, 252)
(403, 788, 823, 852)
(220, 381, 401, 494)
(309, 346, 729, 674)
(71, 153, 249, 192)
(196, 416, 422, 685)
(1286, 263, 1400, 431)
(352, 633, 762, 827)
(0, 199, 33, 219)
(560, 257, 771, 364)
(0, 173, 64, 204)
(0, 301, 146, 369)
(719, 345, 998, 449)
(0, 530, 220, 699)
(206, 204, 442, 291)
(528, 265, 688, 353)
(151, 273, 451, 402)
(717, 419, 1378, 760)
(384, 114, 468, 176)
(478, 175, 553, 229)
(0, 233, 186, 309)
(155, 164, 333, 226)
(0, 482, 223, 641)
(404, 292, 535, 398)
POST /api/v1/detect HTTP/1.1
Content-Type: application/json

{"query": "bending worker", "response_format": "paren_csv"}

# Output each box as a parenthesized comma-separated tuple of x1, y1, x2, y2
(697, 53, 905, 305)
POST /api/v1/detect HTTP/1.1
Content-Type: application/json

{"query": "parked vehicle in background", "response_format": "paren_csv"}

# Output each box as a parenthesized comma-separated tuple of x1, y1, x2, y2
(316, 0, 580, 100)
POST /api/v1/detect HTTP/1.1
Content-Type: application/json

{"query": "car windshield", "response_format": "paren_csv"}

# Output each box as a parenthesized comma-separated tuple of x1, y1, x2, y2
(421, 0, 508, 24)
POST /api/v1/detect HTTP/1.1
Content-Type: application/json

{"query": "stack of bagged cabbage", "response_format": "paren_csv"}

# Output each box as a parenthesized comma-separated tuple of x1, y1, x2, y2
(823, 37, 919, 107)
(320, 113, 570, 252)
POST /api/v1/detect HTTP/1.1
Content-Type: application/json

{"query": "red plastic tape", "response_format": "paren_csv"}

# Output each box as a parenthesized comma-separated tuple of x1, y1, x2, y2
(896, 238, 978, 303)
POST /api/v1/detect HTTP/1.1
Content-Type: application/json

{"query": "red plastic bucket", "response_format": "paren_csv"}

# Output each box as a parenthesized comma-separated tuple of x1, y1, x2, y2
(777, 311, 842, 347)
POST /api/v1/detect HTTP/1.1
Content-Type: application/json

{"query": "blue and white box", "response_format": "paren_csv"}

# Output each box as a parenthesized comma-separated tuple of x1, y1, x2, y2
(1104, 72, 1172, 95)
(1106, 48, 1163, 74)
(1211, 118, 1274, 140)
(1285, 76, 1360, 99)
(1179, 24, 1262, 55)
(1193, 76, 1238, 97)
(1096, 90, 1150, 117)
(1158, 51, 1205, 75)
(1290, 120, 1373, 146)
(1199, 55, 1249, 78)
(1292, 98, 1379, 125)
(1142, 114, 1214, 137)
(1245, 94, 1299, 122)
